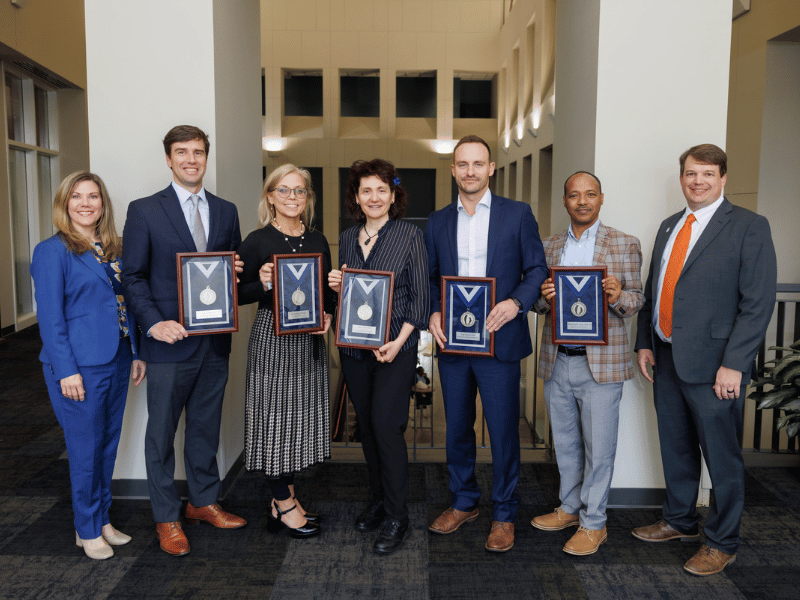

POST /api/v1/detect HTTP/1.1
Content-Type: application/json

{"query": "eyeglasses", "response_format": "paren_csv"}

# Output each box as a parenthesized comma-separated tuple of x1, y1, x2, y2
(272, 186, 308, 199)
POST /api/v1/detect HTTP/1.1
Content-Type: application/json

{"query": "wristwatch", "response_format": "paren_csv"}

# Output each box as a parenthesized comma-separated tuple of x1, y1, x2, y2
(510, 297, 522, 311)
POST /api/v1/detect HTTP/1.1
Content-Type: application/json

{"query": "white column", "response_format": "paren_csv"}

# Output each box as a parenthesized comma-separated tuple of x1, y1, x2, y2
(85, 0, 262, 491)
(553, 0, 732, 500)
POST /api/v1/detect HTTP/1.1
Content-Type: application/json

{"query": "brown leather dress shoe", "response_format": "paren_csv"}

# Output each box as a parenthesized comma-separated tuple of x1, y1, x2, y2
(632, 519, 699, 542)
(531, 507, 580, 531)
(684, 544, 736, 576)
(485, 521, 514, 552)
(429, 507, 479, 534)
(156, 522, 190, 556)
(185, 502, 247, 529)
(563, 526, 607, 555)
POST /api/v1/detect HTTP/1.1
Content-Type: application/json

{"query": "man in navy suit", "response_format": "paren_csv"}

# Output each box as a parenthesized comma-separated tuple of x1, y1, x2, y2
(633, 144, 776, 576)
(122, 125, 246, 556)
(425, 135, 548, 552)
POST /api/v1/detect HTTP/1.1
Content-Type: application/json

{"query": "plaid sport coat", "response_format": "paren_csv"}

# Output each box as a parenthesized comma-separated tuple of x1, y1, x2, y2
(534, 222, 644, 384)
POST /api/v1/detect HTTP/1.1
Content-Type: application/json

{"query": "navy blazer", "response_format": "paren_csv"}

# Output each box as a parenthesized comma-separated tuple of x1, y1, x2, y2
(425, 193, 548, 362)
(635, 198, 777, 383)
(31, 235, 139, 381)
(122, 185, 242, 363)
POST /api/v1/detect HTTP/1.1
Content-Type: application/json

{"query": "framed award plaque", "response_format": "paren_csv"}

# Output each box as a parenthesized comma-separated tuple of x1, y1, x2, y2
(177, 251, 238, 335)
(272, 253, 325, 335)
(550, 266, 608, 345)
(335, 268, 394, 350)
(440, 276, 496, 357)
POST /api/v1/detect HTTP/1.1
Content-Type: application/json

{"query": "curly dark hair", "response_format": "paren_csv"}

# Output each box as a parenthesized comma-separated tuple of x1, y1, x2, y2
(345, 158, 407, 224)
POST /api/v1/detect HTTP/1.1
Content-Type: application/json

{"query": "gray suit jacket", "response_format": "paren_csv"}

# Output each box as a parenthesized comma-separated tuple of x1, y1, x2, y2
(635, 198, 777, 383)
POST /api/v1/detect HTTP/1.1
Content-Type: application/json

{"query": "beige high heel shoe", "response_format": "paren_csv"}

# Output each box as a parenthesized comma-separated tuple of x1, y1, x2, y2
(102, 525, 131, 546)
(75, 531, 114, 560)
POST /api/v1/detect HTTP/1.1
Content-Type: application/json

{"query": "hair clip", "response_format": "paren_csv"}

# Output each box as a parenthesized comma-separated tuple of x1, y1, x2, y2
(393, 176, 401, 186)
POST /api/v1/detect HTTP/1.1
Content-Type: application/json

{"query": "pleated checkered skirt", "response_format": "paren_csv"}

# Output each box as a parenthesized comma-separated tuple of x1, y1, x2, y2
(244, 307, 330, 476)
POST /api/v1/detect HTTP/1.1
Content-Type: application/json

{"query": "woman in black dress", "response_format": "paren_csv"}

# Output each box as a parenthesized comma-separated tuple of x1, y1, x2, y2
(238, 164, 335, 538)
(329, 158, 429, 554)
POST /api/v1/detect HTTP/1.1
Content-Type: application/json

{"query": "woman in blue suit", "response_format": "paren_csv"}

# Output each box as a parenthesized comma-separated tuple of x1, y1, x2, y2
(31, 171, 146, 560)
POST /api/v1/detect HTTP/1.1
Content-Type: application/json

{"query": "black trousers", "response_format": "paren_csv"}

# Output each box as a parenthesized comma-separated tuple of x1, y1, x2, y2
(340, 348, 416, 521)
(653, 338, 746, 554)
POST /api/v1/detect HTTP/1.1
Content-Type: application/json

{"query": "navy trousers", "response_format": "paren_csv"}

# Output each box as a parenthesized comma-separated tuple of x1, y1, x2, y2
(144, 336, 229, 522)
(438, 354, 521, 522)
(43, 338, 132, 539)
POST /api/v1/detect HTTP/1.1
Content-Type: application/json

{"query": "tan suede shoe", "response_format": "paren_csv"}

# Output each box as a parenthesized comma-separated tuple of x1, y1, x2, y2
(684, 544, 736, 576)
(485, 521, 514, 552)
(531, 507, 579, 531)
(563, 526, 607, 555)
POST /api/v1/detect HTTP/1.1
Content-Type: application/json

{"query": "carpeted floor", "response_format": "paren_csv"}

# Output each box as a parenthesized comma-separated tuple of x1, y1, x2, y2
(2, 326, 800, 600)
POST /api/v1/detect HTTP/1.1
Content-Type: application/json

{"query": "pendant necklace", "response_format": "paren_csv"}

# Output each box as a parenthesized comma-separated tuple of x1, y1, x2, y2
(274, 220, 305, 253)
(362, 225, 378, 246)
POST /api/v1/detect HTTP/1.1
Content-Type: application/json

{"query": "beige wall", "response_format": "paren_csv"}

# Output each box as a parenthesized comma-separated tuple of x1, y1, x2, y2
(0, 0, 87, 89)
(726, 1, 800, 210)
(260, 0, 506, 259)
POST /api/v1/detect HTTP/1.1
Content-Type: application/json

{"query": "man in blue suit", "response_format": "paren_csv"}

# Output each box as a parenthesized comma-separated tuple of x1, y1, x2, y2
(122, 125, 246, 556)
(425, 135, 548, 552)
(633, 144, 777, 576)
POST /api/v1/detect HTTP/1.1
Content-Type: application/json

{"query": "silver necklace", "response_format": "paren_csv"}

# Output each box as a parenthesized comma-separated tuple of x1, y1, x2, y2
(274, 220, 305, 253)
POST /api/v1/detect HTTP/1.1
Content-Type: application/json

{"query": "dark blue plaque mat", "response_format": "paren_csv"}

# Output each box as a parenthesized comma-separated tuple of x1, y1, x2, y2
(273, 253, 324, 335)
(335, 269, 394, 349)
(177, 252, 238, 335)
(551, 266, 608, 345)
(441, 276, 495, 357)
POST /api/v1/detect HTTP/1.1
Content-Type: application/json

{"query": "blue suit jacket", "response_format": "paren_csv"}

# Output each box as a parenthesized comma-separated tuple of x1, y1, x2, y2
(635, 198, 777, 383)
(424, 193, 548, 362)
(31, 235, 139, 381)
(121, 185, 242, 363)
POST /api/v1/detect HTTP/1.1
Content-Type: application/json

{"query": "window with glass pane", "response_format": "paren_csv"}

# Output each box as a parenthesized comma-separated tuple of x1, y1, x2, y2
(5, 74, 24, 142)
(9, 150, 34, 316)
(35, 87, 50, 149)
(37, 154, 54, 242)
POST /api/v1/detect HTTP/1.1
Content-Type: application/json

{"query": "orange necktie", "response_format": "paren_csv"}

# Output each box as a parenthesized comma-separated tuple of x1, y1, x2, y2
(659, 213, 696, 337)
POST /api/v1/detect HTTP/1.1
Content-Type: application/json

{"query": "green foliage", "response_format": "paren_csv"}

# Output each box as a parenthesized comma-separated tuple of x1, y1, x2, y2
(749, 339, 800, 438)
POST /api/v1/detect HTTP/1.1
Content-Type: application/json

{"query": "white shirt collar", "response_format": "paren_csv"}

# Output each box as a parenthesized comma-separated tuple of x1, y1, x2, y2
(456, 188, 492, 214)
(684, 194, 724, 221)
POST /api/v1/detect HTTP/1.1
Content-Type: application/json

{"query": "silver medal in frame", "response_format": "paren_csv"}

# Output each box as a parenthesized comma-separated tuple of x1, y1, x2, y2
(291, 289, 306, 306)
(357, 302, 373, 321)
(571, 299, 587, 317)
(460, 310, 476, 327)
(199, 286, 217, 306)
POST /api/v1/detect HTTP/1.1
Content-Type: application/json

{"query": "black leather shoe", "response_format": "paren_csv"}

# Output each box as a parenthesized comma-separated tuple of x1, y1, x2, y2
(267, 503, 321, 538)
(355, 499, 386, 532)
(373, 517, 410, 555)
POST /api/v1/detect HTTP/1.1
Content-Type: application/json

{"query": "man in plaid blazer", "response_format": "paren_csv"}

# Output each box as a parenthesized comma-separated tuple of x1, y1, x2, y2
(531, 171, 644, 556)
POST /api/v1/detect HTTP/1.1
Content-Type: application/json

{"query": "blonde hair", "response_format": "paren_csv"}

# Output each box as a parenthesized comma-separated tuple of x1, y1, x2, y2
(52, 171, 121, 260)
(258, 164, 316, 229)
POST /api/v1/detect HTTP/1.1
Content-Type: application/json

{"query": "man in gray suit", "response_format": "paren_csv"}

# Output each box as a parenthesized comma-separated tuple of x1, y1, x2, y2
(633, 144, 777, 576)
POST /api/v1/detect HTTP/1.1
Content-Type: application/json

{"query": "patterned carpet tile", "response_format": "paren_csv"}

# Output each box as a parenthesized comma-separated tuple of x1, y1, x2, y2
(0, 555, 135, 600)
(574, 564, 747, 600)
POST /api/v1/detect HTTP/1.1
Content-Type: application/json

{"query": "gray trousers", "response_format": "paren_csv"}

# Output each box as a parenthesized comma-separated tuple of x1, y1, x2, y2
(544, 351, 623, 530)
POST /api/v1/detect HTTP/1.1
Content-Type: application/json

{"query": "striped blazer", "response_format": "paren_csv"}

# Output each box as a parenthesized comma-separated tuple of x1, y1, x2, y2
(534, 222, 644, 384)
